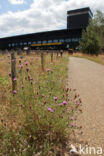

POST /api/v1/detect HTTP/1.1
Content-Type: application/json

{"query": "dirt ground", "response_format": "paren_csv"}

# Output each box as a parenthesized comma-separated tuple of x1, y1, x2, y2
(68, 57, 104, 156)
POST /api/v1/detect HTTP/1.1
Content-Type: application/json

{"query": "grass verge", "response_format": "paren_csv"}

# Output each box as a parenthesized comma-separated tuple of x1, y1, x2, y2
(73, 53, 104, 65)
(0, 52, 81, 156)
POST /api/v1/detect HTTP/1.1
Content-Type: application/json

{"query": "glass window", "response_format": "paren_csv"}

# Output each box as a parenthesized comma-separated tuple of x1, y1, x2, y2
(37, 41, 41, 44)
(72, 38, 79, 42)
(24, 42, 27, 45)
(59, 39, 64, 43)
(48, 40, 52, 43)
(42, 40, 47, 43)
(20, 42, 23, 45)
(28, 42, 32, 44)
(65, 39, 71, 42)
(53, 39, 58, 43)
(8, 44, 11, 47)
(12, 43, 15, 47)
(33, 41, 36, 44)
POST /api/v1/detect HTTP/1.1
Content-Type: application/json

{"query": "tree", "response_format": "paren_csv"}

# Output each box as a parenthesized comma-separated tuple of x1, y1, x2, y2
(94, 10, 104, 51)
(79, 20, 100, 55)
(79, 10, 104, 55)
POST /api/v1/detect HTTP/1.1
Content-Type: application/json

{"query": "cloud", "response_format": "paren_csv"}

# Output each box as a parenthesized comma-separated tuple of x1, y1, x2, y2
(0, 0, 104, 37)
(8, 0, 26, 5)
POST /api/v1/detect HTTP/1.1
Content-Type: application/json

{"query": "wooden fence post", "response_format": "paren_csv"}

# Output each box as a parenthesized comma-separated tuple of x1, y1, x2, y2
(51, 51, 53, 62)
(56, 51, 58, 59)
(11, 51, 17, 92)
(41, 51, 44, 71)
(60, 50, 63, 57)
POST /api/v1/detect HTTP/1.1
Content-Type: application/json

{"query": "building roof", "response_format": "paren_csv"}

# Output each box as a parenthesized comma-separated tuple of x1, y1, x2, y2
(67, 7, 93, 17)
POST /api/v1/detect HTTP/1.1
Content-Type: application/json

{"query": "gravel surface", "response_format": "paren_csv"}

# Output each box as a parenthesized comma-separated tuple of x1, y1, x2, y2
(68, 57, 104, 156)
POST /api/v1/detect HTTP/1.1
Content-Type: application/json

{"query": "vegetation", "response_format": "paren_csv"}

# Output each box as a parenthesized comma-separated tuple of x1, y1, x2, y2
(0, 51, 81, 156)
(73, 53, 104, 65)
(79, 10, 104, 55)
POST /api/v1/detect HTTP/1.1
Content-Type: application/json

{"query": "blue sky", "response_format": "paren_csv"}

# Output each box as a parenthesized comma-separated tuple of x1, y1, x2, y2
(0, 0, 32, 14)
(0, 0, 104, 38)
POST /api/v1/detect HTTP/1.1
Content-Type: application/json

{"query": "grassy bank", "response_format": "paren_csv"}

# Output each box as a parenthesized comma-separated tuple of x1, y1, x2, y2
(0, 52, 81, 156)
(73, 53, 104, 65)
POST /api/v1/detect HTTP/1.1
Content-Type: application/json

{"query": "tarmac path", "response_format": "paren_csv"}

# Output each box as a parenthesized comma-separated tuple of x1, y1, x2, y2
(68, 57, 104, 156)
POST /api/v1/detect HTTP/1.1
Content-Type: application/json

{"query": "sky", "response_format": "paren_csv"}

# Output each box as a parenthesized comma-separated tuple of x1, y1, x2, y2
(0, 0, 104, 38)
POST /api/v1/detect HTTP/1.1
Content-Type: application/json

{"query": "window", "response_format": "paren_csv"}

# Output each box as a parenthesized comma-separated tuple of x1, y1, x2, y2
(53, 39, 58, 43)
(59, 39, 64, 43)
(42, 40, 47, 43)
(72, 38, 79, 42)
(24, 42, 27, 45)
(37, 41, 41, 44)
(12, 43, 15, 47)
(28, 42, 32, 44)
(48, 40, 52, 43)
(65, 39, 71, 42)
(8, 44, 11, 47)
(20, 42, 23, 45)
(33, 41, 36, 44)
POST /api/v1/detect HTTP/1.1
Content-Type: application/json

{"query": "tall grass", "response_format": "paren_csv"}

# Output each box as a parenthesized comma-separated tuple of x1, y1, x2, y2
(0, 52, 81, 156)
(73, 53, 104, 65)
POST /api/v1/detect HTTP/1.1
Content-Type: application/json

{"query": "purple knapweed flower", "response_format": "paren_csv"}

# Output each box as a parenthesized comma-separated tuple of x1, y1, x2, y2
(59, 103, 63, 106)
(13, 90, 17, 94)
(70, 117, 74, 121)
(19, 64, 23, 69)
(13, 77, 17, 81)
(72, 123, 75, 127)
(29, 77, 33, 81)
(76, 100, 80, 105)
(8, 72, 11, 76)
(25, 61, 28, 65)
(21, 84, 24, 89)
(26, 68, 29, 72)
(46, 68, 51, 72)
(63, 100, 67, 105)
(8, 53, 10, 57)
(54, 97, 58, 101)
(12, 59, 16, 62)
(48, 107, 54, 112)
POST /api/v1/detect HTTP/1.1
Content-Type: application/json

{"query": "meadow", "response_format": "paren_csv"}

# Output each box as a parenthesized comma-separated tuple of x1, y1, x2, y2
(0, 51, 81, 156)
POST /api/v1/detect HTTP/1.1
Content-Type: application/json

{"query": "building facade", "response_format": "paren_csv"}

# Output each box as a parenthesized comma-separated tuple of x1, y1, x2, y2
(0, 7, 93, 50)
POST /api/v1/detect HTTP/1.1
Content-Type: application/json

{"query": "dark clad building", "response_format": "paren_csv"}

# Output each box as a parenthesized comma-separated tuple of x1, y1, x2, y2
(67, 7, 93, 29)
(0, 7, 93, 50)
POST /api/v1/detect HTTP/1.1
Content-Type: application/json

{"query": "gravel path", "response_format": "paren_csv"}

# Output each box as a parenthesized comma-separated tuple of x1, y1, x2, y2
(68, 57, 104, 156)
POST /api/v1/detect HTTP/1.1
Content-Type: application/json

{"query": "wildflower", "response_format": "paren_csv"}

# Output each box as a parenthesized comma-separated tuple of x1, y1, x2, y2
(8, 53, 10, 57)
(72, 123, 75, 127)
(70, 117, 74, 120)
(76, 100, 80, 105)
(48, 107, 54, 112)
(19, 59, 21, 64)
(29, 77, 33, 81)
(13, 90, 17, 94)
(21, 84, 24, 89)
(54, 97, 58, 101)
(25, 61, 28, 65)
(46, 68, 51, 72)
(26, 68, 29, 72)
(12, 59, 16, 62)
(66, 88, 69, 92)
(8, 72, 11, 76)
(59, 103, 63, 106)
(63, 100, 67, 105)
(13, 77, 17, 81)
(19, 64, 23, 68)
